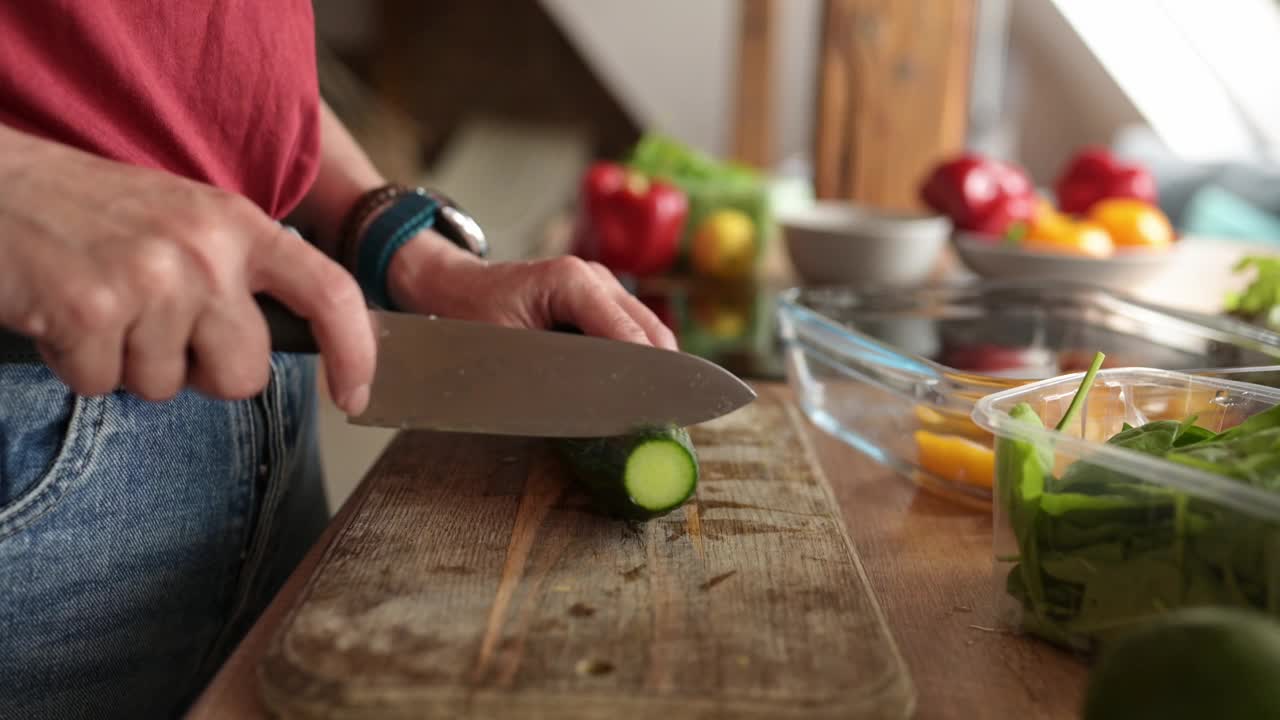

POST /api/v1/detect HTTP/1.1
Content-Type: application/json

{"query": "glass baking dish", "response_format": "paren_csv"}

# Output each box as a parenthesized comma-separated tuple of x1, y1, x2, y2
(972, 368, 1280, 652)
(776, 281, 1280, 509)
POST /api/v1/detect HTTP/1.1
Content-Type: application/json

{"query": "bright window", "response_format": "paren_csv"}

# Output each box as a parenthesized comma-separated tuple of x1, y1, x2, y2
(1051, 0, 1280, 162)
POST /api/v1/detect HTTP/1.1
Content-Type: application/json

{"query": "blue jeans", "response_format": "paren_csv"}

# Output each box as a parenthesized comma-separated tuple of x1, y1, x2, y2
(0, 354, 329, 719)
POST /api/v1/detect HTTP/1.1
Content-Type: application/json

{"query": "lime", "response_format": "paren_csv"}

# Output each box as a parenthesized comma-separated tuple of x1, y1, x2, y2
(1083, 607, 1280, 720)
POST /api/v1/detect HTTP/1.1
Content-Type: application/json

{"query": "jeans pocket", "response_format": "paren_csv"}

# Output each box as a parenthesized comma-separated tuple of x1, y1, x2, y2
(0, 366, 107, 541)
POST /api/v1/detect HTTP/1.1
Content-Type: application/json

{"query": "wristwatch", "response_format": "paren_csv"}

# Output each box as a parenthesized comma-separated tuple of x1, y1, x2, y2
(418, 189, 488, 259)
(341, 184, 488, 309)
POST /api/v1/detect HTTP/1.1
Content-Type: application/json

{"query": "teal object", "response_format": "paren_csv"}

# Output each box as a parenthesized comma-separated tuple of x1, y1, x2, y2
(1181, 184, 1280, 245)
(357, 193, 438, 310)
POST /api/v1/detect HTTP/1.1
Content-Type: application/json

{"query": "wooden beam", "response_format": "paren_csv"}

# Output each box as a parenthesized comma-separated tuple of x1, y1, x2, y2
(813, 0, 975, 211)
(731, 0, 777, 169)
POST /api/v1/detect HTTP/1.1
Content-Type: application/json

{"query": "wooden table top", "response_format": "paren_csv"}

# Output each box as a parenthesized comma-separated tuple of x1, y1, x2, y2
(188, 384, 1088, 720)
(188, 237, 1267, 718)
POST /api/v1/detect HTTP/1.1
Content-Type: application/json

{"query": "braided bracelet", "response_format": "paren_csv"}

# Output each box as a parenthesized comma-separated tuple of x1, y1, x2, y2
(338, 185, 488, 311)
(338, 183, 406, 272)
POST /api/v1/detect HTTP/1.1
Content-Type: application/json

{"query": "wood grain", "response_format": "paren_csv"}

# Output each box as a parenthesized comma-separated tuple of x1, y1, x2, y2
(813, 0, 975, 211)
(731, 0, 777, 169)
(257, 391, 915, 718)
(796, 383, 1088, 719)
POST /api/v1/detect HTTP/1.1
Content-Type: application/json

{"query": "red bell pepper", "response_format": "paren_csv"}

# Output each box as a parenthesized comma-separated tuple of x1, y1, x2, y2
(572, 162, 688, 277)
(1054, 146, 1157, 215)
(919, 153, 1036, 236)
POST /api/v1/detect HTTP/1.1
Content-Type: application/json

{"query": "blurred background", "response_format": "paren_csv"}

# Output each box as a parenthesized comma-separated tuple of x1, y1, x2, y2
(314, 0, 1280, 240)
(309, 0, 1280, 508)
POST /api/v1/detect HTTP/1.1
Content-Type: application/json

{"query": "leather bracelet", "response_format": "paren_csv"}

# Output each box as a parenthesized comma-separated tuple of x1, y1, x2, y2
(337, 183, 407, 271)
(340, 184, 489, 310)
(344, 192, 402, 274)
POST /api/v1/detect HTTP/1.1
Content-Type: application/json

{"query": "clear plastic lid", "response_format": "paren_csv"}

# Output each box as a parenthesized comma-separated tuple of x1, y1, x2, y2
(971, 367, 1280, 521)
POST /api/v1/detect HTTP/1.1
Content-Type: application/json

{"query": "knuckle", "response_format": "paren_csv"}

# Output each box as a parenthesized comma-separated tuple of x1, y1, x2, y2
(128, 241, 186, 295)
(62, 284, 123, 332)
(552, 255, 591, 281)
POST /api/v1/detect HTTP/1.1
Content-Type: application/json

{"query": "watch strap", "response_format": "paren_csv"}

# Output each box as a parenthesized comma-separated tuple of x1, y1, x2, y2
(354, 191, 439, 310)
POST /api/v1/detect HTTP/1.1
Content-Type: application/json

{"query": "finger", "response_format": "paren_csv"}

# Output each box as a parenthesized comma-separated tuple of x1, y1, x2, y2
(586, 262, 678, 350)
(249, 225, 375, 414)
(1, 247, 129, 394)
(548, 259, 649, 345)
(35, 283, 129, 396)
(116, 242, 200, 401)
(0, 247, 51, 338)
(614, 290, 678, 350)
(121, 296, 197, 401)
(186, 295, 271, 401)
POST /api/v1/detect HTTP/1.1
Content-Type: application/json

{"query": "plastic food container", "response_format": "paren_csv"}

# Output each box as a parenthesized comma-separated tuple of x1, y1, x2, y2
(971, 368, 1280, 652)
(777, 281, 1280, 509)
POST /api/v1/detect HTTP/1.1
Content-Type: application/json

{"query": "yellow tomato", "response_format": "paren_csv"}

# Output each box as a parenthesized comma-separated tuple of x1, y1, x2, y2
(914, 430, 995, 489)
(691, 209, 756, 279)
(1088, 198, 1174, 249)
(1024, 210, 1114, 258)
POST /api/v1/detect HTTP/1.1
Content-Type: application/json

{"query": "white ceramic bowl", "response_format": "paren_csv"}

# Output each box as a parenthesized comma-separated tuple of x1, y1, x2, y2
(951, 231, 1180, 291)
(779, 202, 950, 287)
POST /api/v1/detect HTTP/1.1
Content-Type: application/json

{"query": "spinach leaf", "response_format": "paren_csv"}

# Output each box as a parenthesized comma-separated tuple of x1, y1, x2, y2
(998, 352, 1108, 626)
(1054, 417, 1216, 495)
(1167, 426, 1280, 489)
(997, 351, 1280, 652)
(998, 402, 1051, 613)
(1055, 421, 1181, 495)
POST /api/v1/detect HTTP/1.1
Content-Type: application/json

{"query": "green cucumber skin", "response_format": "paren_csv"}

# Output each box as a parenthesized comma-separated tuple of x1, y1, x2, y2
(554, 426, 698, 521)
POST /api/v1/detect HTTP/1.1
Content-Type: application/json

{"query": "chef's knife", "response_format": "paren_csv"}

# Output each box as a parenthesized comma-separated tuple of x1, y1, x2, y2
(0, 296, 756, 437)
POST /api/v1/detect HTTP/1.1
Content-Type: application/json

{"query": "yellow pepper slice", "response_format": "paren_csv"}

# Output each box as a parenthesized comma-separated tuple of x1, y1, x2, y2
(914, 430, 996, 489)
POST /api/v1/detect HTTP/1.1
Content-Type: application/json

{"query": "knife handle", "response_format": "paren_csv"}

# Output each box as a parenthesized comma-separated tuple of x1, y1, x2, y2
(0, 294, 320, 364)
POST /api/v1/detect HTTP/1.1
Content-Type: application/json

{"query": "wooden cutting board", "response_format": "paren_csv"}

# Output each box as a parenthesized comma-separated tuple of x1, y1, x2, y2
(258, 391, 915, 718)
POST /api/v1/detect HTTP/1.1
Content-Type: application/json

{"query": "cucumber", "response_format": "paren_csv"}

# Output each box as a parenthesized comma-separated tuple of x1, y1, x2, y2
(554, 425, 699, 520)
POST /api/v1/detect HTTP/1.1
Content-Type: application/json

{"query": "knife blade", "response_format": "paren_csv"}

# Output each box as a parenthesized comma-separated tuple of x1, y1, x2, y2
(0, 296, 757, 437)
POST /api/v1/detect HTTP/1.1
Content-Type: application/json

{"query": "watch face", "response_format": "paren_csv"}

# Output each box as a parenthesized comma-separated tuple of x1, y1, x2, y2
(423, 190, 487, 258)
(438, 204, 488, 258)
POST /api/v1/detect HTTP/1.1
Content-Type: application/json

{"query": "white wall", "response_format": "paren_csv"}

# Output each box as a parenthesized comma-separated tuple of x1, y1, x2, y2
(1003, 0, 1145, 183)
(539, 0, 740, 157)
(540, 0, 823, 164)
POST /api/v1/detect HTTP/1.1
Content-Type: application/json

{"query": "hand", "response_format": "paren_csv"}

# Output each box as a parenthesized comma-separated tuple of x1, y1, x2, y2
(0, 126, 376, 413)
(387, 232, 678, 351)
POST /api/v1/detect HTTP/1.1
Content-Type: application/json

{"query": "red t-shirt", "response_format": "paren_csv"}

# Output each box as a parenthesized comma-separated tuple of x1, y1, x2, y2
(0, 2, 320, 219)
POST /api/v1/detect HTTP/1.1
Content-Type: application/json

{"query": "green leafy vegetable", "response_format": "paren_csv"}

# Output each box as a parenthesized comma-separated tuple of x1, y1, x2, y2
(1225, 255, 1280, 329)
(997, 353, 1280, 653)
(1054, 351, 1107, 434)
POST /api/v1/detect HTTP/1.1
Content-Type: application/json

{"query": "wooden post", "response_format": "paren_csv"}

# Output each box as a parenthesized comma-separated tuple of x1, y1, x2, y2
(813, 0, 975, 211)
(731, 0, 777, 169)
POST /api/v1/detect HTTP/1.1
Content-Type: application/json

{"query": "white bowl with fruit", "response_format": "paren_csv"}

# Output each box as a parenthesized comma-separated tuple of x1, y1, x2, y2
(921, 148, 1181, 290)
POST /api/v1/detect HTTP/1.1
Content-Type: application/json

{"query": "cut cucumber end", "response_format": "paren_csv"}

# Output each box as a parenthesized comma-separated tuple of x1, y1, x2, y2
(623, 439, 698, 512)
